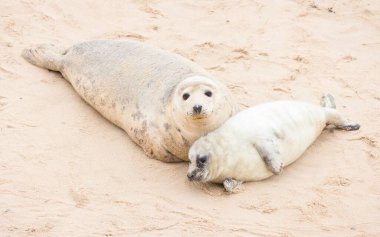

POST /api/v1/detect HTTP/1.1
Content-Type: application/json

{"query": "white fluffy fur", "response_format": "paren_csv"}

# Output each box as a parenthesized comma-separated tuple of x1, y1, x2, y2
(188, 100, 358, 184)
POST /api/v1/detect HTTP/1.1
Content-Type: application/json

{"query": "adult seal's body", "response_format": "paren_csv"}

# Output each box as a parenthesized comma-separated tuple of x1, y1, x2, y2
(187, 95, 360, 192)
(22, 40, 237, 162)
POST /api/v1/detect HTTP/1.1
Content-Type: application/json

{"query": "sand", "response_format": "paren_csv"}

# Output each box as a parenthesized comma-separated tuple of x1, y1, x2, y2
(1, 0, 380, 236)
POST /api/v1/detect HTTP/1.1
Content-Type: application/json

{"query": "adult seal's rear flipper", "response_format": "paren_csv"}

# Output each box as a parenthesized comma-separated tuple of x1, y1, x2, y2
(22, 44, 66, 72)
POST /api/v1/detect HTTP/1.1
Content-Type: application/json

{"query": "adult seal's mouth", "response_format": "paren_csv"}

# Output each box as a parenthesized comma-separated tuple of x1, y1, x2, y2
(192, 114, 207, 120)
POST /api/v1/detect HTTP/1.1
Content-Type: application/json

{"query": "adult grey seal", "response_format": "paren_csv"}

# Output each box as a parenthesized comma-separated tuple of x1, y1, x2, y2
(187, 94, 360, 192)
(22, 40, 237, 162)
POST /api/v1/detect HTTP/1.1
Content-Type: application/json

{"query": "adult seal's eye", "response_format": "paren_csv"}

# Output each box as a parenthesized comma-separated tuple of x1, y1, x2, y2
(183, 93, 190, 100)
(205, 91, 212, 97)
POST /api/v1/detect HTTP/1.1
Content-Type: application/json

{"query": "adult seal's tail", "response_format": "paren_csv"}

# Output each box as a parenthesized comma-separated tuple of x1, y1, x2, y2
(22, 40, 238, 162)
(187, 95, 359, 192)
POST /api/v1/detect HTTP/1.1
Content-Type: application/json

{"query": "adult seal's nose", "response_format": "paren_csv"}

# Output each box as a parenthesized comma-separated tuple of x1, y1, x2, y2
(193, 105, 202, 114)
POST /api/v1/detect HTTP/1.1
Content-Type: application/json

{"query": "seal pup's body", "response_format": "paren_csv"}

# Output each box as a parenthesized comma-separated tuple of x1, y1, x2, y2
(22, 40, 237, 162)
(187, 95, 359, 191)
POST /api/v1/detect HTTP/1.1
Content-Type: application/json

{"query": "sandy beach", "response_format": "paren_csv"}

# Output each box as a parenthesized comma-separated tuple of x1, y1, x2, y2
(1, 0, 379, 236)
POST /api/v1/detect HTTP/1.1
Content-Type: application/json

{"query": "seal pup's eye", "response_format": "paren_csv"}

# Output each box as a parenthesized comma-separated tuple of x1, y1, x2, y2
(205, 91, 212, 97)
(198, 155, 208, 164)
(183, 93, 190, 101)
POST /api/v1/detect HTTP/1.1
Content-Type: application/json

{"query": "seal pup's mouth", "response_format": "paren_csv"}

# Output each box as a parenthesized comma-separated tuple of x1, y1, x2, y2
(188, 144, 212, 183)
(187, 169, 209, 182)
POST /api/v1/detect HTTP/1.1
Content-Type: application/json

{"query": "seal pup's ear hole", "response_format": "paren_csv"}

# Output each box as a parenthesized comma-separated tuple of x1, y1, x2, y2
(205, 91, 212, 97)
(183, 93, 190, 101)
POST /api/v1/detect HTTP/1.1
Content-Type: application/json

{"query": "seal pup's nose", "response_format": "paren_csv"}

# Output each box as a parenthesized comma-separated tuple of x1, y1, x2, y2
(193, 105, 202, 114)
(187, 172, 195, 181)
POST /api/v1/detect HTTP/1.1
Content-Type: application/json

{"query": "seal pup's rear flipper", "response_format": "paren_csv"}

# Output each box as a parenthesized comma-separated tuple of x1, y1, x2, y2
(321, 94, 360, 131)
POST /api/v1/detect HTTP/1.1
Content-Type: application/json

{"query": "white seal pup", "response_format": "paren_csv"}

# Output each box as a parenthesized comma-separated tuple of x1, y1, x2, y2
(187, 95, 360, 192)
(22, 40, 237, 162)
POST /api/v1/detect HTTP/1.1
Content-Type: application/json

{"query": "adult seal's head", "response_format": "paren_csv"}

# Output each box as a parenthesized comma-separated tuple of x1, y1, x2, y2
(169, 75, 235, 138)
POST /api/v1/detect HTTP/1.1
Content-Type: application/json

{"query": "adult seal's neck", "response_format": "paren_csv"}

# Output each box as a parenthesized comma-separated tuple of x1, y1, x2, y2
(173, 116, 215, 143)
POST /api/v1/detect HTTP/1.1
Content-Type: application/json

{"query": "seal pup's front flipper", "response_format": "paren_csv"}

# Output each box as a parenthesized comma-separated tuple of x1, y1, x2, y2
(223, 177, 243, 193)
(253, 138, 283, 175)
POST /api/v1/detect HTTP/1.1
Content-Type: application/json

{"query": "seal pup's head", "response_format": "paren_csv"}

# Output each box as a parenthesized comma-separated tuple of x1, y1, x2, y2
(187, 134, 224, 183)
(171, 75, 236, 135)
